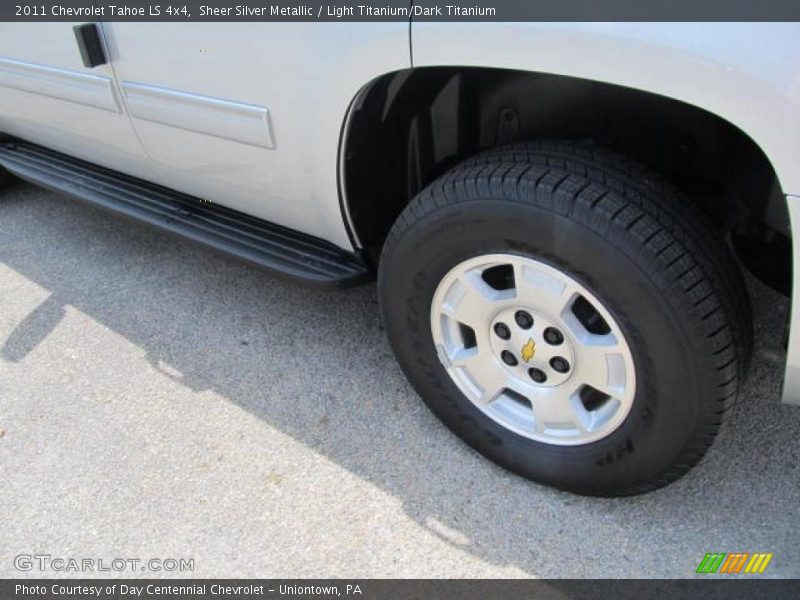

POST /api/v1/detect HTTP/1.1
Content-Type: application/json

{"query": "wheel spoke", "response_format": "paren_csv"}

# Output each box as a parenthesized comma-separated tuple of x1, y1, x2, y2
(442, 270, 510, 330)
(514, 261, 578, 320)
(518, 383, 589, 434)
(572, 333, 628, 397)
(450, 347, 506, 405)
(542, 388, 582, 426)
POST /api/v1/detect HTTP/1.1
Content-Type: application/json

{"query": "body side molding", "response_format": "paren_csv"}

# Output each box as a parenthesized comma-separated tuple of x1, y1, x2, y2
(122, 81, 275, 149)
(0, 56, 120, 113)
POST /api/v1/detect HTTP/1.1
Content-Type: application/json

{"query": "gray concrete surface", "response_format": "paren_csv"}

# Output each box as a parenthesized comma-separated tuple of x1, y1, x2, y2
(0, 181, 798, 579)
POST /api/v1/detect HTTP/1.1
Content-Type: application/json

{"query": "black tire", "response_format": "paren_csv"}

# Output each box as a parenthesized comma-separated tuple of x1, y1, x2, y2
(0, 167, 10, 189)
(378, 140, 752, 497)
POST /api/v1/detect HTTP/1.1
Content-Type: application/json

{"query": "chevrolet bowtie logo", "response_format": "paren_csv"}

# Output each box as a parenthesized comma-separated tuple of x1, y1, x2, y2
(521, 339, 536, 363)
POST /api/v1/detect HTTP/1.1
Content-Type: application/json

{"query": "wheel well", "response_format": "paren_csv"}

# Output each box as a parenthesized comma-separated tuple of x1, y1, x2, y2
(342, 67, 789, 293)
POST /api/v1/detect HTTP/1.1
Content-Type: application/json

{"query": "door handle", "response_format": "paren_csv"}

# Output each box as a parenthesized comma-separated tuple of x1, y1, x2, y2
(73, 23, 108, 68)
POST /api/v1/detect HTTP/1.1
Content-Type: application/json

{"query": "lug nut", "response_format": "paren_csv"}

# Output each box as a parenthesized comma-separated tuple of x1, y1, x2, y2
(493, 322, 511, 340)
(514, 310, 534, 329)
(528, 368, 547, 383)
(501, 350, 518, 366)
(550, 356, 570, 373)
(544, 327, 564, 345)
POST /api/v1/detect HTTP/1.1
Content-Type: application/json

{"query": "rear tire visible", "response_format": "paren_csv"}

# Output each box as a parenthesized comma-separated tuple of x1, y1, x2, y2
(378, 140, 751, 496)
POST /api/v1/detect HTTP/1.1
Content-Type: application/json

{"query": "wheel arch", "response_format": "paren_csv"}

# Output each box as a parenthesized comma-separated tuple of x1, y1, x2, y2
(341, 67, 788, 291)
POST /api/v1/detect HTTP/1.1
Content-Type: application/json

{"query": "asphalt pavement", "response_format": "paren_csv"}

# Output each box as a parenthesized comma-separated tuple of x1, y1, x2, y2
(1, 180, 798, 578)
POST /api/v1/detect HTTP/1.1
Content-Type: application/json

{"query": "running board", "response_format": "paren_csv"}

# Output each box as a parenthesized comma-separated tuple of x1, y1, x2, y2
(0, 141, 368, 288)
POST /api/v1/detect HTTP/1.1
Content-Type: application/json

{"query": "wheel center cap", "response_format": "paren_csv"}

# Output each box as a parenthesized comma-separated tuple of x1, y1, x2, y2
(489, 307, 575, 388)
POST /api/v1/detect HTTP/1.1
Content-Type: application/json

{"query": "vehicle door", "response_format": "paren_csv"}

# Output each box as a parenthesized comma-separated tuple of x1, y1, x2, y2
(0, 23, 151, 178)
(100, 23, 409, 248)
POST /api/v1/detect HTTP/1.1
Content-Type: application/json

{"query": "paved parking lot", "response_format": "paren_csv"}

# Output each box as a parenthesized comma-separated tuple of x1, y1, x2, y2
(1, 181, 798, 578)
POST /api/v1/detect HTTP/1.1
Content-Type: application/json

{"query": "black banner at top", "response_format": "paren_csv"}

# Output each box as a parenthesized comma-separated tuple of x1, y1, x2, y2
(3, 0, 800, 22)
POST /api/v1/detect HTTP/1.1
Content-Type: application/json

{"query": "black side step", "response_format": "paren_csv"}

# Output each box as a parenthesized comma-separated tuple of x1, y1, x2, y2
(0, 141, 369, 288)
